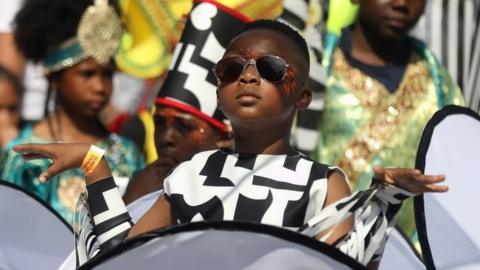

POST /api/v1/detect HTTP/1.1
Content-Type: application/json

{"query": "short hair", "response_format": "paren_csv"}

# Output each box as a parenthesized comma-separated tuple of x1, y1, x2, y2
(236, 19, 310, 69)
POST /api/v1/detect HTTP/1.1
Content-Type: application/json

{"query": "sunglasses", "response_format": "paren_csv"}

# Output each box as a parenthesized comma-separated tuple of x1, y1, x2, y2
(214, 55, 300, 84)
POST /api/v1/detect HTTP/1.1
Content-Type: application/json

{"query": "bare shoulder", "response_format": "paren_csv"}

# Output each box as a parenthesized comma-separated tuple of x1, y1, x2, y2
(325, 169, 351, 205)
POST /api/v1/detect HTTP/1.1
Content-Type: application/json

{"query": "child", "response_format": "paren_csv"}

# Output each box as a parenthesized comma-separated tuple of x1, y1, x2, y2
(14, 20, 447, 267)
(0, 0, 145, 224)
(122, 0, 246, 205)
(315, 0, 464, 249)
(122, 104, 232, 205)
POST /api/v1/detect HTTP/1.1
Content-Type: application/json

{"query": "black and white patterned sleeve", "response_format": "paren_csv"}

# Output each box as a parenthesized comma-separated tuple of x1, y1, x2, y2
(298, 184, 415, 265)
(74, 177, 133, 266)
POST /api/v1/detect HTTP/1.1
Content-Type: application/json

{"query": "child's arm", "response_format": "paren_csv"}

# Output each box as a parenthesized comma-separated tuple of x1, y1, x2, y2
(13, 143, 175, 260)
(303, 166, 447, 267)
(315, 171, 353, 244)
(126, 193, 175, 239)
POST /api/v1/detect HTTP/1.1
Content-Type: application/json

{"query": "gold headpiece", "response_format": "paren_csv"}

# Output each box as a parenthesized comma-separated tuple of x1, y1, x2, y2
(43, 0, 122, 73)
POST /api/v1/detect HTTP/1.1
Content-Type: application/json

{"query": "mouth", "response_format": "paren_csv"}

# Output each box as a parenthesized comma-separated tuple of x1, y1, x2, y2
(88, 100, 108, 110)
(236, 89, 260, 105)
(156, 155, 178, 166)
(386, 18, 409, 30)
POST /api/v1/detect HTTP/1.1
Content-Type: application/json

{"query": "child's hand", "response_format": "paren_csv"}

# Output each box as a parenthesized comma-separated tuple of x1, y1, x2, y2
(13, 143, 90, 182)
(373, 166, 448, 194)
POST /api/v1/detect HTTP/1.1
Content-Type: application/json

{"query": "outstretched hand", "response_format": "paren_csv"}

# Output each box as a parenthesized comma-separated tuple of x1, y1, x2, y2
(13, 143, 90, 182)
(374, 166, 448, 194)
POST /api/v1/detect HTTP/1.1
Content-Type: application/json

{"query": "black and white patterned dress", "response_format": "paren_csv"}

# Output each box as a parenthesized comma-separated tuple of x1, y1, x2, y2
(164, 150, 336, 230)
(75, 150, 414, 266)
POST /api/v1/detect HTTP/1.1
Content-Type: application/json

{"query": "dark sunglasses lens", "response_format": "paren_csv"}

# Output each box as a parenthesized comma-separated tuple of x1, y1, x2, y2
(256, 56, 287, 82)
(215, 58, 245, 83)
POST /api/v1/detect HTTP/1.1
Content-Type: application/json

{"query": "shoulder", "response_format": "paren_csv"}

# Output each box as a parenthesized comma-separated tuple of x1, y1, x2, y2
(409, 37, 463, 105)
(191, 149, 223, 160)
(3, 124, 36, 150)
(163, 150, 222, 195)
(165, 150, 225, 180)
(300, 155, 338, 180)
(0, 131, 49, 180)
(173, 149, 224, 173)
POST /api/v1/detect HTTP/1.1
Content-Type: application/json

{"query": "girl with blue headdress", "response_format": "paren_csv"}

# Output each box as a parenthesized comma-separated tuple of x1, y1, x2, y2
(0, 0, 145, 225)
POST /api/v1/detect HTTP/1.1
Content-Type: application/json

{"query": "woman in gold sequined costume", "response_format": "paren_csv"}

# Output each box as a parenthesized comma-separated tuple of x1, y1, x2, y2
(0, 0, 145, 224)
(315, 0, 464, 252)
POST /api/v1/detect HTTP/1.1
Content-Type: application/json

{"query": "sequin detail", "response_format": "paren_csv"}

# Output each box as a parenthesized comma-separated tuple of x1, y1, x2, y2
(332, 49, 430, 184)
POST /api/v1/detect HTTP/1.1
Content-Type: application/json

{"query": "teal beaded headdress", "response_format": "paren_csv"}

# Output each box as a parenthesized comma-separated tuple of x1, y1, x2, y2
(42, 0, 122, 74)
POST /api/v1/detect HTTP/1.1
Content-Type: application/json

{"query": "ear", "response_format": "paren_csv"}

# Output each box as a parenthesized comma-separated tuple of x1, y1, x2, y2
(295, 87, 312, 109)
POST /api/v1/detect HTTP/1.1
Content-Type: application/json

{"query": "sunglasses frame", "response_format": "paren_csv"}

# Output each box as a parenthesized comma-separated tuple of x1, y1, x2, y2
(214, 55, 300, 85)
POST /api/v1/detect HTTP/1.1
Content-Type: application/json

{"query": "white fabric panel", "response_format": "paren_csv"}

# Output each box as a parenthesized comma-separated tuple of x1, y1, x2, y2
(0, 183, 73, 270)
(379, 228, 424, 270)
(90, 225, 359, 270)
(423, 113, 480, 269)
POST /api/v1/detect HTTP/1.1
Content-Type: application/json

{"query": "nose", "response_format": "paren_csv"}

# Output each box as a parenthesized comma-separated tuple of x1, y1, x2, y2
(238, 62, 260, 85)
(391, 0, 409, 13)
(91, 75, 111, 96)
(155, 126, 180, 149)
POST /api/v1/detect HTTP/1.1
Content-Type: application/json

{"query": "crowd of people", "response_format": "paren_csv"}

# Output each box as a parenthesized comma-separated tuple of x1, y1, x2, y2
(0, 0, 472, 269)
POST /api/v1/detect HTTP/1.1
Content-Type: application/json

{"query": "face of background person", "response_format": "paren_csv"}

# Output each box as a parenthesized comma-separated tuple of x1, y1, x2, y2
(216, 29, 309, 132)
(54, 58, 114, 118)
(355, 0, 426, 42)
(0, 78, 20, 127)
(153, 105, 222, 173)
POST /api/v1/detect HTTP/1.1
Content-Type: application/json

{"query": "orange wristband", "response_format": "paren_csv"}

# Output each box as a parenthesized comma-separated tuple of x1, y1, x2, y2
(80, 145, 106, 175)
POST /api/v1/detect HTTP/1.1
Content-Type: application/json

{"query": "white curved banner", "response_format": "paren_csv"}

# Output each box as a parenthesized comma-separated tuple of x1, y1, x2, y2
(380, 227, 424, 270)
(80, 222, 366, 270)
(0, 181, 73, 270)
(415, 105, 480, 269)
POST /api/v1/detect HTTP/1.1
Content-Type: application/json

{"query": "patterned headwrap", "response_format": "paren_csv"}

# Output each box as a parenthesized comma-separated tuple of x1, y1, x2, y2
(42, 0, 123, 74)
(155, 0, 251, 133)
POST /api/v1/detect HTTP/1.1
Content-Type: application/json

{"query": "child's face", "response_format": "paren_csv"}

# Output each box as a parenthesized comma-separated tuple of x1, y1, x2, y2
(0, 79, 20, 127)
(216, 30, 308, 129)
(356, 0, 425, 41)
(154, 105, 221, 172)
(55, 58, 114, 117)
